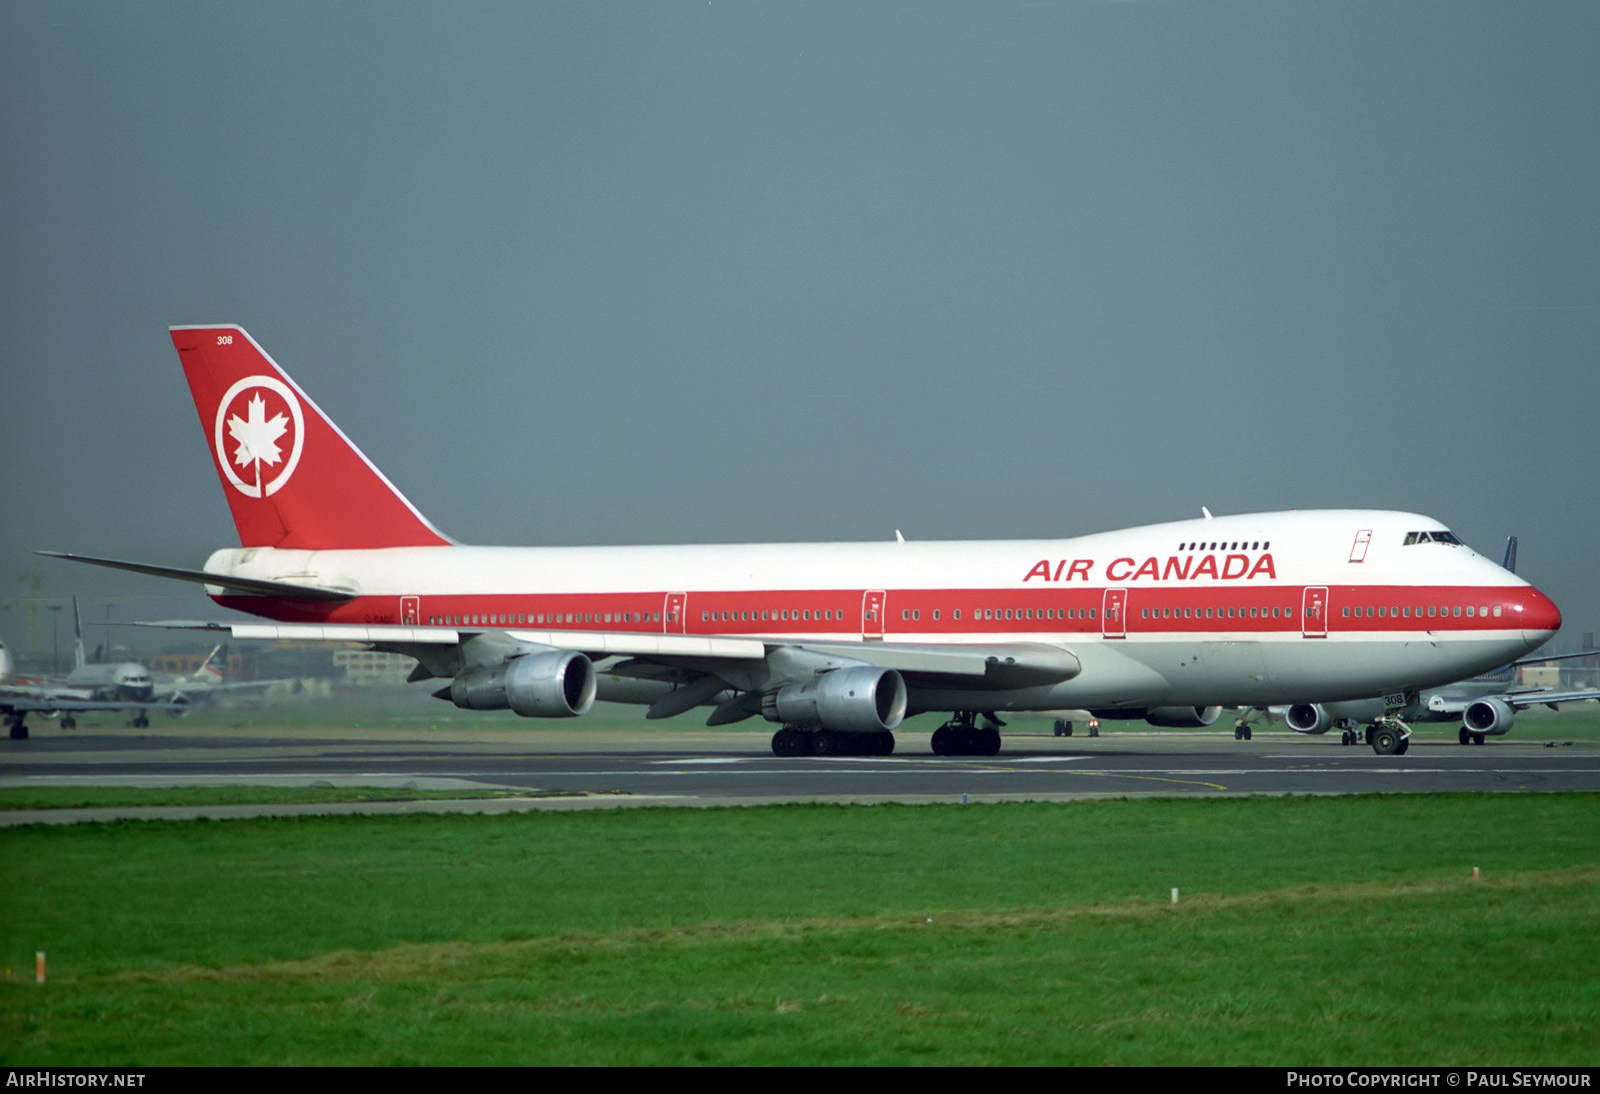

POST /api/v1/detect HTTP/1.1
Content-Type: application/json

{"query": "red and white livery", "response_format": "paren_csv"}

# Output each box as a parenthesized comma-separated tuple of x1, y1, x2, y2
(47, 325, 1563, 756)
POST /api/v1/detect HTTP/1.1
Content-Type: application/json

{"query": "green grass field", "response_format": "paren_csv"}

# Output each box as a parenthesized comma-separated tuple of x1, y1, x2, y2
(2, 794, 1597, 1065)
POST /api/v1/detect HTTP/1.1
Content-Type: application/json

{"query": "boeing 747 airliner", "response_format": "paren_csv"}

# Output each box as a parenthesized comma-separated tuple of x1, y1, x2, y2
(41, 326, 1562, 756)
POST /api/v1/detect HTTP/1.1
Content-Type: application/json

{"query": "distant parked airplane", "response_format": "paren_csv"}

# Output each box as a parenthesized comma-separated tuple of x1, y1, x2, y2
(0, 631, 182, 739)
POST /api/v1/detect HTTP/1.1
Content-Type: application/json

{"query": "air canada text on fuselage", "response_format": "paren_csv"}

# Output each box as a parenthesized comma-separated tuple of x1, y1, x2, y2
(1023, 553, 1278, 583)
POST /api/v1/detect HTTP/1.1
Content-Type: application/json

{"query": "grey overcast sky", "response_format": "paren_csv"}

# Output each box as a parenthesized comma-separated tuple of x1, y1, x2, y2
(2, 1, 1596, 654)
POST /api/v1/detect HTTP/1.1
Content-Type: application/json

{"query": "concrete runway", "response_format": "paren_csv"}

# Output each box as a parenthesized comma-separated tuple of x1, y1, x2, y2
(3, 720, 1597, 824)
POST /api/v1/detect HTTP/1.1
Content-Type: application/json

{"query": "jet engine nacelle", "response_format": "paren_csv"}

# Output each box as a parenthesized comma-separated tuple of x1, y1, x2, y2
(1463, 697, 1515, 736)
(763, 666, 907, 733)
(448, 650, 597, 718)
(1285, 704, 1334, 735)
(1142, 705, 1222, 728)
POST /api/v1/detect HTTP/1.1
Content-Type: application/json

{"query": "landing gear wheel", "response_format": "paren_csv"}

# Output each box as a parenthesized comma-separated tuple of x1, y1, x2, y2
(930, 712, 1002, 756)
(1053, 719, 1073, 737)
(1472, 733, 1486, 746)
(7, 714, 27, 740)
(1371, 723, 1408, 756)
(771, 726, 812, 757)
(60, 716, 76, 730)
(1459, 726, 1471, 746)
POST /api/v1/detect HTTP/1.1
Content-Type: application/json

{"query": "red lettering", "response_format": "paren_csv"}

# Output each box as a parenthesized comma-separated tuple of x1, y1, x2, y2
(1024, 560, 1053, 582)
(1191, 554, 1219, 580)
(1248, 553, 1277, 580)
(1162, 556, 1192, 581)
(1106, 557, 1135, 581)
(1132, 557, 1160, 581)
(1065, 558, 1092, 582)
(1222, 554, 1249, 579)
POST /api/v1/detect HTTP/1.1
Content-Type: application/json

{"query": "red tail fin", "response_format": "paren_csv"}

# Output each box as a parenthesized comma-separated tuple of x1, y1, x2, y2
(171, 325, 451, 549)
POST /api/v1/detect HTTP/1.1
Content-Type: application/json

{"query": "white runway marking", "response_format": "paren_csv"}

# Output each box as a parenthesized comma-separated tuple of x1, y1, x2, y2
(649, 758, 747, 765)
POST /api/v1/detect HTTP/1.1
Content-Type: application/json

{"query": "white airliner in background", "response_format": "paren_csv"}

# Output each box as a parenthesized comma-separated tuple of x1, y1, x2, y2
(0, 598, 181, 736)
(0, 633, 178, 738)
(41, 325, 1563, 757)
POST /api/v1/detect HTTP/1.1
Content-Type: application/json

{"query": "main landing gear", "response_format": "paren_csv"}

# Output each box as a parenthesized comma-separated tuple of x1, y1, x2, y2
(770, 725, 895, 757)
(6, 710, 27, 740)
(1368, 717, 1412, 756)
(1459, 726, 1487, 746)
(931, 711, 1002, 757)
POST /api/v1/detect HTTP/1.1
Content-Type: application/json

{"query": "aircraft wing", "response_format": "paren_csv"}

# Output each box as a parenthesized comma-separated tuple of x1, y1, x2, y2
(1510, 650, 1599, 667)
(1497, 687, 1600, 711)
(138, 620, 1083, 688)
(156, 679, 284, 700)
(1429, 686, 1600, 717)
(0, 695, 186, 715)
(0, 681, 92, 703)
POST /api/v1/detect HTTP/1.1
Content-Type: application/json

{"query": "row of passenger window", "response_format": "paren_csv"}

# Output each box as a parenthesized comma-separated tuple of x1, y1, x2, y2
(1142, 605, 1296, 620)
(428, 611, 663, 627)
(703, 609, 844, 623)
(1343, 604, 1501, 619)
(897, 607, 1100, 622)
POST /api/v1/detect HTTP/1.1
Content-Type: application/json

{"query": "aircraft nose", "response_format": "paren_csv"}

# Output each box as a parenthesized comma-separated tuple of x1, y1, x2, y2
(1517, 586, 1562, 646)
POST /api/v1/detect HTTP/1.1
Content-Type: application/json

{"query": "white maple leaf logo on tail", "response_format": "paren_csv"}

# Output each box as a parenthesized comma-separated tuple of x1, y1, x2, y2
(213, 375, 306, 499)
(228, 394, 290, 472)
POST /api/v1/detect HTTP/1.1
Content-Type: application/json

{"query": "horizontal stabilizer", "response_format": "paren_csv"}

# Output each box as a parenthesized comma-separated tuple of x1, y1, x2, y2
(37, 551, 354, 602)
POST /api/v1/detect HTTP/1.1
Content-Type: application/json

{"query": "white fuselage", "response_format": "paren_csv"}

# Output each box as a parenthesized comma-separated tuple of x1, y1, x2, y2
(198, 509, 1559, 715)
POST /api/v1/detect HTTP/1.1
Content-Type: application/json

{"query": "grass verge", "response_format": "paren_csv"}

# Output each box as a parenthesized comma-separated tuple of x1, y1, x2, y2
(2, 794, 1598, 1065)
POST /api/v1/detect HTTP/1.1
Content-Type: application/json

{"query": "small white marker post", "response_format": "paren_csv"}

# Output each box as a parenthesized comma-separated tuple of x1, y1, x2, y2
(1171, 887, 1179, 905)
(1473, 867, 1480, 880)
(35, 952, 45, 985)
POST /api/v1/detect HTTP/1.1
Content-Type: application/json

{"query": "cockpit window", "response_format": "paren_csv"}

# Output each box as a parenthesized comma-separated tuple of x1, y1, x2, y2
(1404, 531, 1462, 546)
